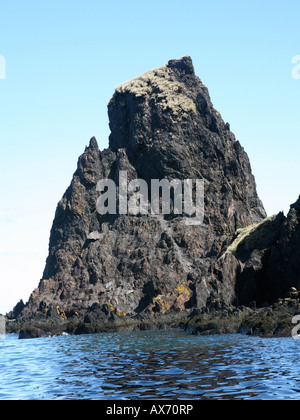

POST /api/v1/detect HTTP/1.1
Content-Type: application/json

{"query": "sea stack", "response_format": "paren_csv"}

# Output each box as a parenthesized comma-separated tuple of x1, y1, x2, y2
(9, 57, 268, 335)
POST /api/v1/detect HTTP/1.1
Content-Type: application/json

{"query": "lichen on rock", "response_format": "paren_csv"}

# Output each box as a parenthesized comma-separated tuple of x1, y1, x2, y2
(112, 60, 198, 118)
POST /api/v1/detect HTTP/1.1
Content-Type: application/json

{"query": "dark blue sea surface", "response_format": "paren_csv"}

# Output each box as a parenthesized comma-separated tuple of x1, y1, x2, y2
(0, 329, 299, 400)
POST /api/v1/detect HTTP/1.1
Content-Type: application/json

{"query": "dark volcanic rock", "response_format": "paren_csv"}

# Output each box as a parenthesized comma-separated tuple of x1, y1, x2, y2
(182, 300, 300, 338)
(211, 196, 300, 309)
(9, 56, 267, 334)
(181, 196, 300, 338)
(266, 197, 300, 299)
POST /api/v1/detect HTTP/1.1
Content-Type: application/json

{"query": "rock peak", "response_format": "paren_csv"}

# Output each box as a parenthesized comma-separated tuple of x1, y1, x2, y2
(87, 136, 99, 151)
(167, 56, 195, 75)
(108, 56, 208, 153)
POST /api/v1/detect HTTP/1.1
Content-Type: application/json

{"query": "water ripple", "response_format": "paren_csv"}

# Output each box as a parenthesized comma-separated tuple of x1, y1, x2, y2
(0, 330, 299, 400)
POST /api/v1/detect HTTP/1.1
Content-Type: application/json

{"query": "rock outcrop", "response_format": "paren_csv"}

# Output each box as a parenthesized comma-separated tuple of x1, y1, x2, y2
(214, 196, 300, 308)
(180, 195, 300, 338)
(8, 56, 269, 335)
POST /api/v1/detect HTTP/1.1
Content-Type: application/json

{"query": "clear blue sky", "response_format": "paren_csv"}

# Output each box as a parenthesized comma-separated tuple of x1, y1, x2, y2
(1, 0, 300, 314)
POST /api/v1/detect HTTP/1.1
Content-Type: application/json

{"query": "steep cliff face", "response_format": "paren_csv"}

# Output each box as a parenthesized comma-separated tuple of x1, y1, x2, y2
(11, 57, 267, 326)
(215, 196, 300, 308)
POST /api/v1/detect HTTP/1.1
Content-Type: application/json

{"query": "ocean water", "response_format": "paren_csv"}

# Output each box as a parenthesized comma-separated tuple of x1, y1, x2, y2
(0, 329, 299, 400)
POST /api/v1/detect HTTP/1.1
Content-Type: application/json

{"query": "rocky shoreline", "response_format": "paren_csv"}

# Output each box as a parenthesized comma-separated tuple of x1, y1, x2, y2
(7, 296, 299, 339)
(6, 312, 189, 339)
(183, 300, 300, 338)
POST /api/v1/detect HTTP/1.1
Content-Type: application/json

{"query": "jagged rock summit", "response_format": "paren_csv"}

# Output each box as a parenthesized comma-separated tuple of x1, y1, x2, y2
(9, 57, 268, 334)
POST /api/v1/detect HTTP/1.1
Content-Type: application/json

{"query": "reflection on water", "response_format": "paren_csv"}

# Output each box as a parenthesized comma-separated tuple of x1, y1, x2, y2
(0, 330, 299, 400)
